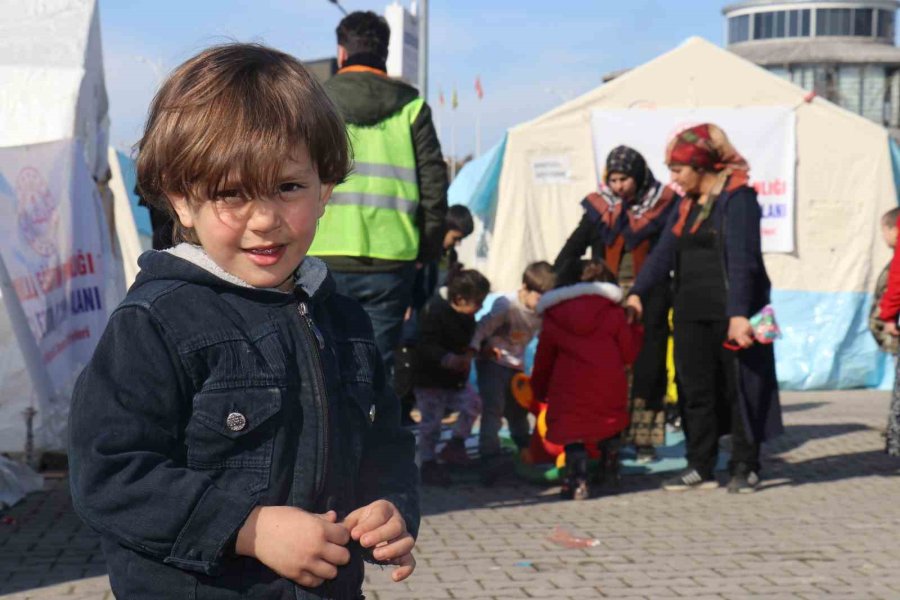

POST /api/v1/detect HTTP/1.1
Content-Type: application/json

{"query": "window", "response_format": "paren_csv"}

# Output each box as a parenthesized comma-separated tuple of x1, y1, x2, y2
(788, 10, 800, 36)
(879, 10, 896, 39)
(854, 8, 873, 36)
(754, 11, 776, 39)
(817, 8, 852, 36)
(729, 14, 750, 43)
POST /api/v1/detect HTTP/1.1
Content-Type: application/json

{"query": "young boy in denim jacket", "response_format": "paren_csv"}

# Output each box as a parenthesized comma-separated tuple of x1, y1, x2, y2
(471, 262, 556, 482)
(68, 44, 418, 600)
(414, 269, 490, 486)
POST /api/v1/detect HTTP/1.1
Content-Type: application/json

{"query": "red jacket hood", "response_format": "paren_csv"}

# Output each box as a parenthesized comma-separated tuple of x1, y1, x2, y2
(537, 282, 624, 336)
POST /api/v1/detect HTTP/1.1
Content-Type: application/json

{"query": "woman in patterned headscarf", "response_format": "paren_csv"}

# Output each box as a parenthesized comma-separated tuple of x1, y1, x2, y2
(554, 145, 678, 469)
(627, 124, 783, 494)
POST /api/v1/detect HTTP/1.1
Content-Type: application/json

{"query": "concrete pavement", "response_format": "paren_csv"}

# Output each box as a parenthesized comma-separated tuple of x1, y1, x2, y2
(3, 390, 900, 599)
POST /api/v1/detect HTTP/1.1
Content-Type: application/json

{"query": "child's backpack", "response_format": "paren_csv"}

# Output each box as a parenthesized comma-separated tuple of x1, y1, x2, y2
(870, 261, 899, 354)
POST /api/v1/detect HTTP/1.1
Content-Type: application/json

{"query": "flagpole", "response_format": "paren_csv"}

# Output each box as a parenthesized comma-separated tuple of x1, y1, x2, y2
(475, 105, 481, 158)
(451, 109, 456, 181)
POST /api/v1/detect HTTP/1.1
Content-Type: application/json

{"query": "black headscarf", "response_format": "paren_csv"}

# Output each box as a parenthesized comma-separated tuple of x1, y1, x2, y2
(604, 145, 654, 200)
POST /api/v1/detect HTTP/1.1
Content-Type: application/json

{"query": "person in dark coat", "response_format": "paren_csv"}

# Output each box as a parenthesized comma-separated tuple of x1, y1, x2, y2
(531, 260, 644, 500)
(413, 269, 490, 486)
(627, 123, 783, 494)
(554, 146, 677, 462)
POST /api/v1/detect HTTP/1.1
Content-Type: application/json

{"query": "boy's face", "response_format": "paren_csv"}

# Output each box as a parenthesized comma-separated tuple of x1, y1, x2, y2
(883, 223, 898, 249)
(450, 296, 483, 316)
(443, 228, 466, 251)
(519, 285, 542, 311)
(169, 144, 334, 291)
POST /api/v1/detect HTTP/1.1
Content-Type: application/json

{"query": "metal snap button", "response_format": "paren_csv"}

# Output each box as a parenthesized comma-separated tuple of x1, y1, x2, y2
(226, 412, 247, 432)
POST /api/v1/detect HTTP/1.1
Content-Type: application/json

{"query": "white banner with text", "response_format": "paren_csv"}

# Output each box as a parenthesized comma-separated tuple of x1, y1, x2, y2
(591, 107, 796, 253)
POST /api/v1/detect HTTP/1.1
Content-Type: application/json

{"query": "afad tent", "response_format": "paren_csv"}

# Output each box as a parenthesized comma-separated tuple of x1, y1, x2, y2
(0, 0, 125, 456)
(453, 37, 898, 390)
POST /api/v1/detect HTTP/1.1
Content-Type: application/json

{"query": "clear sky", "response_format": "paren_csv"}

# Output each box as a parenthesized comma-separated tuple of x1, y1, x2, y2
(99, 0, 729, 158)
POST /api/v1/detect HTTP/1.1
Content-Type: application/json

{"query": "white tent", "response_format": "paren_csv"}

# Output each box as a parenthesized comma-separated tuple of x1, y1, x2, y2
(0, 0, 123, 456)
(468, 37, 898, 390)
(0, 0, 109, 180)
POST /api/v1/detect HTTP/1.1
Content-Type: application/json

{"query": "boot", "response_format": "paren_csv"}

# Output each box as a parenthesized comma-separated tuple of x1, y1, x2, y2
(562, 445, 589, 501)
(572, 452, 590, 501)
(597, 437, 622, 490)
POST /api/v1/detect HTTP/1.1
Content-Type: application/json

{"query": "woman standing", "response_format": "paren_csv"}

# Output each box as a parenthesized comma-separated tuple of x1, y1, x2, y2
(554, 146, 677, 461)
(626, 124, 783, 493)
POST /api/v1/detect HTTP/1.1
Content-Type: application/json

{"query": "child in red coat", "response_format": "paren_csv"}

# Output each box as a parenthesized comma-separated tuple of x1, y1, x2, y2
(530, 260, 644, 500)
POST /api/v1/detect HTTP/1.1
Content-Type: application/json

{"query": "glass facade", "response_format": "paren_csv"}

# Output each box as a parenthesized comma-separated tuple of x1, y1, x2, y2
(772, 64, 900, 127)
(726, 5, 890, 43)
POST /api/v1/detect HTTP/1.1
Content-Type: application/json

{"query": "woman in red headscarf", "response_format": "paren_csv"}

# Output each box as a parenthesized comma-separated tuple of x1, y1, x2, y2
(626, 124, 783, 494)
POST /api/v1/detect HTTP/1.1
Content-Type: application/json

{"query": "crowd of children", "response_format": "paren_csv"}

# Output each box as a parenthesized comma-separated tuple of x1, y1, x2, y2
(405, 240, 643, 499)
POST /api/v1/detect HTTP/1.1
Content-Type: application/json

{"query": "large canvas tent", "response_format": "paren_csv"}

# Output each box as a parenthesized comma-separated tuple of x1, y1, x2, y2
(0, 0, 123, 456)
(453, 37, 898, 390)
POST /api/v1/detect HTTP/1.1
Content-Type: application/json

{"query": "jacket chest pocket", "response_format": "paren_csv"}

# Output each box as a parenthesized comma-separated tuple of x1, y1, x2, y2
(185, 387, 282, 493)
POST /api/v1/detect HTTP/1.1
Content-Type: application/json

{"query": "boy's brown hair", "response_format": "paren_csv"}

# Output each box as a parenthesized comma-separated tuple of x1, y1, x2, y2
(522, 261, 555, 294)
(882, 207, 900, 227)
(136, 43, 351, 243)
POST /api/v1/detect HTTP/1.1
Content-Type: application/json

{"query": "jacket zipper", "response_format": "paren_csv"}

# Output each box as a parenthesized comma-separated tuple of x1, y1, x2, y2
(297, 300, 329, 498)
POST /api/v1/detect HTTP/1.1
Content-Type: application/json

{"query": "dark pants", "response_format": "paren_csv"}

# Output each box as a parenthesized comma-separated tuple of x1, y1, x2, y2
(330, 264, 417, 379)
(631, 283, 671, 410)
(476, 360, 531, 455)
(674, 320, 759, 478)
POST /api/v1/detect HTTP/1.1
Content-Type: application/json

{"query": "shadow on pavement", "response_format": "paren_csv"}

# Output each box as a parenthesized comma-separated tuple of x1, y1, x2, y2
(780, 401, 829, 413)
(0, 479, 108, 596)
(766, 422, 873, 455)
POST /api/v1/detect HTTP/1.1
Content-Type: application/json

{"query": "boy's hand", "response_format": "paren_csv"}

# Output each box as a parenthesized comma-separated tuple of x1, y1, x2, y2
(885, 321, 900, 337)
(343, 500, 416, 582)
(235, 507, 350, 588)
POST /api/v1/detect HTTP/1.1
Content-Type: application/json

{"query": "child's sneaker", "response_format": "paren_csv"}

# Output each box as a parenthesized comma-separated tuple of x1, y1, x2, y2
(420, 461, 450, 486)
(661, 468, 719, 491)
(727, 471, 760, 494)
(437, 437, 470, 466)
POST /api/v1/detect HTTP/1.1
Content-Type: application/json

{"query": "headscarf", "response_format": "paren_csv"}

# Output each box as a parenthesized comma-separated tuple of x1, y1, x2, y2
(605, 145, 652, 197)
(666, 124, 750, 236)
(586, 146, 675, 247)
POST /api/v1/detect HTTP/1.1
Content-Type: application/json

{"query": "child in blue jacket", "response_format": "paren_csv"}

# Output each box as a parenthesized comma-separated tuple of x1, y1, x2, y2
(68, 43, 419, 599)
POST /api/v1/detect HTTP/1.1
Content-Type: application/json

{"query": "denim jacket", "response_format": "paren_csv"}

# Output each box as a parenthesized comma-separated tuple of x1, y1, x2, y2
(69, 247, 420, 599)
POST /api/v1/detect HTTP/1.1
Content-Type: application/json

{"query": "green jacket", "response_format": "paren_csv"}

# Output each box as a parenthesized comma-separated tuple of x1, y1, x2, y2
(322, 70, 448, 271)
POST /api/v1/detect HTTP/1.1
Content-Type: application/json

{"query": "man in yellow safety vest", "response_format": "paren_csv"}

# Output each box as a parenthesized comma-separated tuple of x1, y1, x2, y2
(311, 11, 448, 379)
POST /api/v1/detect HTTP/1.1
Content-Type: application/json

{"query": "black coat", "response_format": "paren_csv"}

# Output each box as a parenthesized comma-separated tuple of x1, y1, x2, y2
(414, 295, 476, 389)
(632, 186, 783, 443)
(69, 252, 419, 599)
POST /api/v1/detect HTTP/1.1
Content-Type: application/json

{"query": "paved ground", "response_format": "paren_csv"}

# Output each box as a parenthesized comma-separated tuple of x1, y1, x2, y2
(2, 390, 900, 599)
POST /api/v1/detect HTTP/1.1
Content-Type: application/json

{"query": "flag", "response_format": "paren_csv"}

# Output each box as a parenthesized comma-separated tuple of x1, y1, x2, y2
(438, 87, 445, 107)
(475, 76, 483, 100)
(451, 87, 458, 110)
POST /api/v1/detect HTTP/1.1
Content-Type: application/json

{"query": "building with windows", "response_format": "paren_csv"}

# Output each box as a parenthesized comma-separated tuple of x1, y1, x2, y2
(724, 1, 900, 128)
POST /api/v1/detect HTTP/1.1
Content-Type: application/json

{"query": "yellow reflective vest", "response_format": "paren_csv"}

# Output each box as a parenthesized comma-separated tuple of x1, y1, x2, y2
(309, 98, 424, 261)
